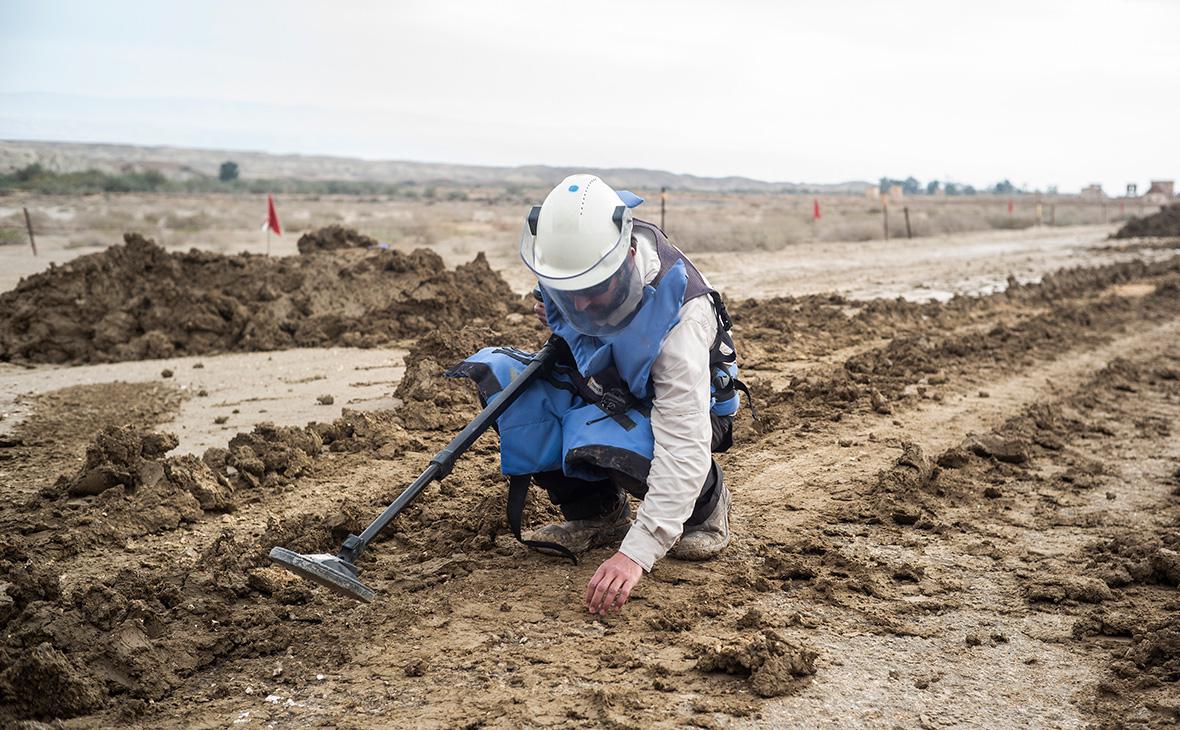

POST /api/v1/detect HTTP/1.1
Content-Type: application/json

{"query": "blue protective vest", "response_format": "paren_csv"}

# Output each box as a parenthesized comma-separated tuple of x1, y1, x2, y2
(540, 258, 688, 403)
(447, 219, 741, 487)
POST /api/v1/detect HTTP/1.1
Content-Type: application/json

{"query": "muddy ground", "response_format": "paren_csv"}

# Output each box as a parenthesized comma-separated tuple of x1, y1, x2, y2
(0, 231, 1178, 728)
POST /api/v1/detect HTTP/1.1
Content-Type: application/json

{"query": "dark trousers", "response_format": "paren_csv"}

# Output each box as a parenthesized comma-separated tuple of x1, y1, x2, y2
(533, 414, 731, 527)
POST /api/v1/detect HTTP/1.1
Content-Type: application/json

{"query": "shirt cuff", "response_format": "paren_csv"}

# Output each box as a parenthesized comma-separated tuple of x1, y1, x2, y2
(619, 524, 666, 573)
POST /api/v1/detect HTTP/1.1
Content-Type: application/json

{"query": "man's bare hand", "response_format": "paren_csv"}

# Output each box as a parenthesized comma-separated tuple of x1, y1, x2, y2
(533, 298, 548, 328)
(586, 552, 643, 615)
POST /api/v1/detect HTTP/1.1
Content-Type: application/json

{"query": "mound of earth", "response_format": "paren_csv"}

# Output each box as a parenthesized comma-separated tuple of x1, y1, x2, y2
(394, 316, 544, 431)
(0, 228, 518, 365)
(296, 224, 377, 254)
(1113, 202, 1180, 239)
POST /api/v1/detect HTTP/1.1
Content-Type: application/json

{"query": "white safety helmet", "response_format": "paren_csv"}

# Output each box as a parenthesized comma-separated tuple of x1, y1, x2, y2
(520, 174, 645, 337)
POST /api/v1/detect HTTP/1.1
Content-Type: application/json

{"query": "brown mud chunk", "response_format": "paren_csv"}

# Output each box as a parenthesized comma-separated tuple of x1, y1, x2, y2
(316, 394, 334, 405)
(696, 630, 818, 697)
(0, 642, 105, 719)
(873, 443, 936, 526)
(736, 608, 765, 630)
(878, 442, 934, 492)
(312, 408, 420, 455)
(967, 434, 1031, 464)
(1087, 533, 1180, 588)
(296, 224, 377, 254)
(164, 455, 234, 512)
(1123, 614, 1180, 678)
(1073, 609, 1139, 639)
(63, 427, 178, 497)
(1026, 574, 1114, 604)
(869, 388, 892, 414)
(936, 446, 971, 469)
(226, 423, 321, 489)
(646, 608, 696, 632)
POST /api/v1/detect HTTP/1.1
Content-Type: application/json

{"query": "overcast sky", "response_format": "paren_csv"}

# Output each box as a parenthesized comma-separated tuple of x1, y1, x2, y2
(2, 0, 1177, 192)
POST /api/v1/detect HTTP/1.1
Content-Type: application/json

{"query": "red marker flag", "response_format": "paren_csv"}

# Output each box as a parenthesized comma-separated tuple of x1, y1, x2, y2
(812, 198, 821, 221)
(265, 194, 282, 235)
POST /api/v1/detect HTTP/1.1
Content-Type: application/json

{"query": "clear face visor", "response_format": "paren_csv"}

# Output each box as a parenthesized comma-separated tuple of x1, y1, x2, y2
(520, 204, 645, 337)
(542, 254, 644, 337)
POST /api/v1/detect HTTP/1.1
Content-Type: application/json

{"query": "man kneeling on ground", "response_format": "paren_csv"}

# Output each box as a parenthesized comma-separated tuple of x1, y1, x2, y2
(450, 174, 746, 615)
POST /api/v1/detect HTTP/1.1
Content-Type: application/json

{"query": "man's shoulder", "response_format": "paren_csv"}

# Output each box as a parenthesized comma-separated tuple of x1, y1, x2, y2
(675, 293, 719, 338)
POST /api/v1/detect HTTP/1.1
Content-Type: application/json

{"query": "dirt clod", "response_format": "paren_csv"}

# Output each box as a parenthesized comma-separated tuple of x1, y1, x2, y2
(696, 630, 818, 697)
(296, 224, 378, 254)
(1026, 574, 1114, 604)
(62, 427, 179, 497)
(968, 434, 1031, 464)
(0, 642, 105, 718)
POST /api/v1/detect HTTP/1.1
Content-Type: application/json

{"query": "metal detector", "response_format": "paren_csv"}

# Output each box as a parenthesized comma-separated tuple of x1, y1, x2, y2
(269, 338, 557, 603)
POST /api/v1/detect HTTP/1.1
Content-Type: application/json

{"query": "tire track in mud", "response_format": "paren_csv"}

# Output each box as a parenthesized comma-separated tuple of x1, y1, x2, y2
(2, 255, 1178, 727)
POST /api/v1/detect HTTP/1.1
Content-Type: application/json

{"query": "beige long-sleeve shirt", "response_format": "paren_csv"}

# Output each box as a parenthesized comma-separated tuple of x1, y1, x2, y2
(617, 229, 718, 572)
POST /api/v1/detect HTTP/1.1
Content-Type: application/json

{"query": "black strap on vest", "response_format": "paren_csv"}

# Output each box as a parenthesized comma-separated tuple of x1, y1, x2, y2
(506, 475, 578, 564)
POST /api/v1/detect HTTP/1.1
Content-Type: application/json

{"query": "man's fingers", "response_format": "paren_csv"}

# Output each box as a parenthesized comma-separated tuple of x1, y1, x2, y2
(590, 573, 619, 614)
(586, 567, 608, 606)
(611, 581, 633, 612)
(600, 577, 624, 615)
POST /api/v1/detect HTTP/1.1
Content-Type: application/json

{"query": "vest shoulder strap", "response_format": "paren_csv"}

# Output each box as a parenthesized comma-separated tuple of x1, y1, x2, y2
(634, 219, 737, 365)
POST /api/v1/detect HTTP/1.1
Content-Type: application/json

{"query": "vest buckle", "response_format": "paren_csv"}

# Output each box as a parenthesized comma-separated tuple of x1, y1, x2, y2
(599, 389, 631, 415)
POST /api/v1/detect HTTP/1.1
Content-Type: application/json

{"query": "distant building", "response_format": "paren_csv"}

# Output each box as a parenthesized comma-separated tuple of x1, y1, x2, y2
(889, 186, 904, 203)
(1080, 183, 1105, 200)
(1144, 180, 1174, 205)
(864, 185, 880, 200)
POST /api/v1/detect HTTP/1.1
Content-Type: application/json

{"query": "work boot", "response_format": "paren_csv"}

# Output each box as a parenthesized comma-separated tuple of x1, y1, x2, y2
(524, 489, 632, 555)
(669, 481, 730, 561)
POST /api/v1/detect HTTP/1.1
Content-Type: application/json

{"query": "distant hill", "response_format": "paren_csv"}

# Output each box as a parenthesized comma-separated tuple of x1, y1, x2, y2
(0, 140, 871, 194)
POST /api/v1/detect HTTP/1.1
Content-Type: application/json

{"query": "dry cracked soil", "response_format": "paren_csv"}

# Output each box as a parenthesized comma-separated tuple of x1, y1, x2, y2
(1, 227, 1179, 728)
